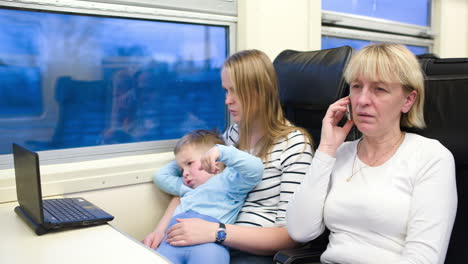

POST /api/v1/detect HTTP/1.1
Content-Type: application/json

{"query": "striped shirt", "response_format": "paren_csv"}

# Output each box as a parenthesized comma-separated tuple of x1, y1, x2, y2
(223, 124, 313, 227)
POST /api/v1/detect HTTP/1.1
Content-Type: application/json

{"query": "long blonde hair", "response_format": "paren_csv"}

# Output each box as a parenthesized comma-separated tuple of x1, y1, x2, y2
(223, 49, 313, 160)
(344, 43, 426, 129)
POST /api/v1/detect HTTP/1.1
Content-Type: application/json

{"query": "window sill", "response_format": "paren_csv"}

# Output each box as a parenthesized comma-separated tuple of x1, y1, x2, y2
(0, 151, 174, 203)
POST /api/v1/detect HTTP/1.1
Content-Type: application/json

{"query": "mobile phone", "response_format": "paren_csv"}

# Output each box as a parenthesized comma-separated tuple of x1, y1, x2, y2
(346, 103, 352, 121)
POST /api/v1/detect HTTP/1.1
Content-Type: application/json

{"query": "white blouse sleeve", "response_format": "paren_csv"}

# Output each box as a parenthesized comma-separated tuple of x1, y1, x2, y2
(286, 151, 336, 243)
(397, 145, 457, 264)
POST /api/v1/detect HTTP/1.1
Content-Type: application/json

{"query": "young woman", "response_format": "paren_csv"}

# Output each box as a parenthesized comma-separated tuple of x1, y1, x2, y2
(287, 43, 457, 264)
(146, 49, 314, 263)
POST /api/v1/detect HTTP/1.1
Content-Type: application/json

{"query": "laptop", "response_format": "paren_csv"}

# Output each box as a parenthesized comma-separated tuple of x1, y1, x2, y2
(12, 143, 114, 235)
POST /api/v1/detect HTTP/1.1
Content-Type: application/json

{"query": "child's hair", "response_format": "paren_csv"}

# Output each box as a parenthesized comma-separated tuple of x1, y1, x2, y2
(174, 129, 225, 155)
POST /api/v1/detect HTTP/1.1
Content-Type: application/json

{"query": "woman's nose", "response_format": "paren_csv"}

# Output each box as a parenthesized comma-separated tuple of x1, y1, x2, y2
(225, 93, 234, 105)
(356, 87, 371, 105)
(225, 95, 231, 105)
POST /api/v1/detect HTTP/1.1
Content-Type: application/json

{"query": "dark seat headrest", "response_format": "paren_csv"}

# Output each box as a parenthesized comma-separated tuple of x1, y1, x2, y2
(420, 76, 468, 167)
(273, 46, 354, 108)
(419, 57, 468, 77)
(411, 57, 468, 167)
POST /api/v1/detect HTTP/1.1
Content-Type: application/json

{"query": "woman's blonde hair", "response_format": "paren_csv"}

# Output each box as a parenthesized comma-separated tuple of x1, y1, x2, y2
(223, 49, 313, 160)
(344, 43, 426, 129)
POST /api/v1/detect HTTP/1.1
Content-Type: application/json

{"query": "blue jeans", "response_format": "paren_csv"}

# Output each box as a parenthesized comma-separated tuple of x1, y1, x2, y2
(156, 210, 229, 264)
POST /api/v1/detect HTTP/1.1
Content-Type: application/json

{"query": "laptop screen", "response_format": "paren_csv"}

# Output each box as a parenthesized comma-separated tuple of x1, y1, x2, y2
(13, 143, 44, 224)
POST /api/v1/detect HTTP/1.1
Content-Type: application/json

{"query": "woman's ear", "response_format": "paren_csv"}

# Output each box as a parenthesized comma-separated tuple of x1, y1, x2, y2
(401, 90, 417, 113)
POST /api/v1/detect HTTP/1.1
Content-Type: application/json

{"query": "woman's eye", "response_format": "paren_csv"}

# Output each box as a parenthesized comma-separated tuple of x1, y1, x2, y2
(376, 87, 387, 92)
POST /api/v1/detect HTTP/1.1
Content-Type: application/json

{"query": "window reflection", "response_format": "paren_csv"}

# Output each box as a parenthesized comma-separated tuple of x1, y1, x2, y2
(0, 8, 227, 154)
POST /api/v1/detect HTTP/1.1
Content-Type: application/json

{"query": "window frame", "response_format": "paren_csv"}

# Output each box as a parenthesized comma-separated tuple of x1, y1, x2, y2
(0, 0, 236, 170)
(322, 26, 433, 49)
(321, 5, 434, 51)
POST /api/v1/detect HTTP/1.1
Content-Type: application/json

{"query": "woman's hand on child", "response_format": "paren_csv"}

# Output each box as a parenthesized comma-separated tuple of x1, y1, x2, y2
(142, 230, 165, 249)
(200, 146, 221, 174)
(166, 218, 218, 246)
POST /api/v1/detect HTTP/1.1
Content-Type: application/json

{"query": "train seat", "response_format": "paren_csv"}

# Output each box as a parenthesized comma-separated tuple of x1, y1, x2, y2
(273, 50, 468, 263)
(273, 45, 355, 263)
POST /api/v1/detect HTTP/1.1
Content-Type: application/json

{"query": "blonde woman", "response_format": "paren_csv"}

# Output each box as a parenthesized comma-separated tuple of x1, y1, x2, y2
(147, 50, 314, 263)
(288, 43, 457, 264)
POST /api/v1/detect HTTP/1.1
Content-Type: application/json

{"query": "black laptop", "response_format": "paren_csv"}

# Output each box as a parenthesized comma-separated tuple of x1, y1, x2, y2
(12, 143, 114, 235)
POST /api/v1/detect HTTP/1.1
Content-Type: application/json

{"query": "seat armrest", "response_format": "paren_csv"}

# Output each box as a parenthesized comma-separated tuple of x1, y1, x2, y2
(274, 229, 329, 264)
(273, 247, 322, 264)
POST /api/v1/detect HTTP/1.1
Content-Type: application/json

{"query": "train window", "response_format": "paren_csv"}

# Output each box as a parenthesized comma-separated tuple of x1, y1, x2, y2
(321, 0, 433, 53)
(322, 0, 430, 26)
(0, 4, 231, 164)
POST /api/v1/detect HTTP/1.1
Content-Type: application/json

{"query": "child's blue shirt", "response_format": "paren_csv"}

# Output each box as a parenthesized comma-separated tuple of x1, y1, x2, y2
(153, 145, 263, 224)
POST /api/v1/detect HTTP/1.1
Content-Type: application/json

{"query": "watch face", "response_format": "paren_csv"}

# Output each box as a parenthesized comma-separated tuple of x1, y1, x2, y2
(218, 230, 227, 240)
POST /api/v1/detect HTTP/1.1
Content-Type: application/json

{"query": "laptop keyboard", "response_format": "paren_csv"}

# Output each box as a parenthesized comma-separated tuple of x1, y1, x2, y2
(43, 199, 95, 221)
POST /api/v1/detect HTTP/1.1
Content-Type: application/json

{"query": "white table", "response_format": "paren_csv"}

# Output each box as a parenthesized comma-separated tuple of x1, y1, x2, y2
(0, 201, 170, 264)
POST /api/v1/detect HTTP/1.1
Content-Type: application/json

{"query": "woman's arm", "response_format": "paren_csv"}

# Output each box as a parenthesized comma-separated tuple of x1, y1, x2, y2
(165, 218, 297, 255)
(287, 97, 353, 242)
(143, 196, 180, 249)
(397, 146, 457, 264)
(224, 225, 298, 255)
(286, 151, 335, 242)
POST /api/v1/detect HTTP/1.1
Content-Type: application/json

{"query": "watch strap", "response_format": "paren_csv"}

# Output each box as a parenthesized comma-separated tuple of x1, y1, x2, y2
(215, 223, 227, 244)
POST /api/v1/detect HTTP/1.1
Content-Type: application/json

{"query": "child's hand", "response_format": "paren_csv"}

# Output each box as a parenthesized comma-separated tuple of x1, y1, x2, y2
(142, 230, 165, 249)
(200, 146, 221, 174)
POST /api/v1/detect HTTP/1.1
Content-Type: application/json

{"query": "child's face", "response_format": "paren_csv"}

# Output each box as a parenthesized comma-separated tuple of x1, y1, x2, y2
(175, 145, 214, 189)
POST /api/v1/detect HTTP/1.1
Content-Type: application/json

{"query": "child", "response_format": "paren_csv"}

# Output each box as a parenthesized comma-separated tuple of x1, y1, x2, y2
(143, 129, 263, 264)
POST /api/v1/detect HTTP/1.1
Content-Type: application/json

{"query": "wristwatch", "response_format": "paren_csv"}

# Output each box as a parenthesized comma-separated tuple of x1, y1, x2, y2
(215, 223, 227, 244)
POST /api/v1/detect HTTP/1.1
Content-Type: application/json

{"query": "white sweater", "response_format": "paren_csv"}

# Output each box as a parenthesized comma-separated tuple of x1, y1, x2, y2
(287, 133, 457, 264)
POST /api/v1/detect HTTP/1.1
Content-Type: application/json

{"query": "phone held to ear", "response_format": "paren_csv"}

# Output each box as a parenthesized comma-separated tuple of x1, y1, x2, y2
(346, 103, 352, 121)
